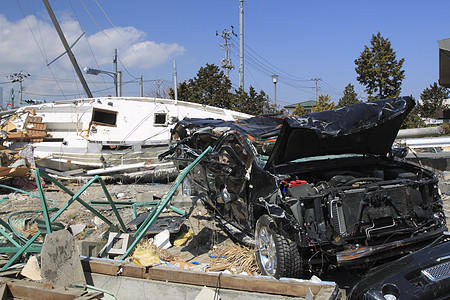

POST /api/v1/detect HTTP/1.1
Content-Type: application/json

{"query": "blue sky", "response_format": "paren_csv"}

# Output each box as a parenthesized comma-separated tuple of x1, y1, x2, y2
(1, 0, 449, 108)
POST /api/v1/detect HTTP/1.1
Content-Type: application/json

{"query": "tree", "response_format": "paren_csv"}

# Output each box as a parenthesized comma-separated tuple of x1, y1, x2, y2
(292, 103, 307, 116)
(168, 63, 234, 109)
(401, 96, 424, 129)
(337, 84, 361, 108)
(355, 32, 405, 100)
(234, 86, 277, 115)
(169, 63, 279, 116)
(313, 94, 335, 112)
(417, 82, 450, 119)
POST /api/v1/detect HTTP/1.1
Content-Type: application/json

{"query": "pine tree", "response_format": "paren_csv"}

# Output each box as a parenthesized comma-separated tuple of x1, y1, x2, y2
(337, 84, 361, 108)
(292, 103, 307, 116)
(401, 96, 424, 129)
(168, 64, 276, 115)
(355, 32, 405, 100)
(168, 64, 234, 109)
(234, 86, 277, 115)
(313, 94, 335, 112)
(417, 82, 450, 119)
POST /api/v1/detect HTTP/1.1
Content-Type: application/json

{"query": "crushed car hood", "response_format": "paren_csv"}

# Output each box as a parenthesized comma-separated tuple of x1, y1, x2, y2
(266, 97, 415, 168)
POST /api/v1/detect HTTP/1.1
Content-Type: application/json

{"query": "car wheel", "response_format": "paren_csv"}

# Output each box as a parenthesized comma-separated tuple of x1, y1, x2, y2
(255, 214, 302, 278)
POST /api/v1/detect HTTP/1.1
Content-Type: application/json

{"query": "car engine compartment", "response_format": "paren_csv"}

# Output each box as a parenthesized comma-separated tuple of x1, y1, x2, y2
(276, 157, 447, 266)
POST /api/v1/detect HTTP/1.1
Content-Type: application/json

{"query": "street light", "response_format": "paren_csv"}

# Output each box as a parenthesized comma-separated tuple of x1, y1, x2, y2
(84, 67, 118, 97)
(272, 75, 279, 106)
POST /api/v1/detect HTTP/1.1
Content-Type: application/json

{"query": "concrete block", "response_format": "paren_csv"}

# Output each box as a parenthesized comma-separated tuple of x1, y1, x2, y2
(76, 240, 107, 257)
(105, 232, 135, 256)
(40, 229, 86, 287)
(136, 191, 153, 202)
(70, 224, 86, 236)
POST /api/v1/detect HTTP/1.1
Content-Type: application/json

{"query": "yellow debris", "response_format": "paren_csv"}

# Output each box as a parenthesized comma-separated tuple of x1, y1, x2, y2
(173, 230, 194, 246)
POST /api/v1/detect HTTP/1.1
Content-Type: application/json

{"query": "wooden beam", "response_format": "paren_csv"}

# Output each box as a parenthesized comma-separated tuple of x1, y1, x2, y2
(146, 266, 328, 297)
(0, 278, 103, 300)
(80, 258, 338, 298)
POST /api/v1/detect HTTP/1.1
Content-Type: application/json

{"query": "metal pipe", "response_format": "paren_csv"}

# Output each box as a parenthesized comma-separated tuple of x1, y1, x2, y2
(42, 0, 93, 98)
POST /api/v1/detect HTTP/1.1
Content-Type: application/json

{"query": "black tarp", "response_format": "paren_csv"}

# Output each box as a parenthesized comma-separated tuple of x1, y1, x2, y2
(266, 96, 415, 167)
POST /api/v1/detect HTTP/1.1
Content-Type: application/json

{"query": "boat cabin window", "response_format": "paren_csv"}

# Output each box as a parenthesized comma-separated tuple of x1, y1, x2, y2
(154, 113, 167, 126)
(91, 108, 117, 127)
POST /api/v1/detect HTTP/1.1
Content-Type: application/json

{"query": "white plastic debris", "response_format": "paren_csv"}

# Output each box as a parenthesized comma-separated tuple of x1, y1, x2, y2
(154, 229, 171, 249)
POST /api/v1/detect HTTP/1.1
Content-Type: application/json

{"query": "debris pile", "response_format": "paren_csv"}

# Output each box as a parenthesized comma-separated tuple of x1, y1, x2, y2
(0, 147, 263, 298)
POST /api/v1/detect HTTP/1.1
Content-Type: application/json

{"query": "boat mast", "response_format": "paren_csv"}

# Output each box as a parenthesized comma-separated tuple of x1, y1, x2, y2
(42, 0, 93, 98)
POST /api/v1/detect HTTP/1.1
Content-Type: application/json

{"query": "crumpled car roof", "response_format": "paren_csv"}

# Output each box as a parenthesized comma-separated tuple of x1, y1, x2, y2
(174, 115, 285, 143)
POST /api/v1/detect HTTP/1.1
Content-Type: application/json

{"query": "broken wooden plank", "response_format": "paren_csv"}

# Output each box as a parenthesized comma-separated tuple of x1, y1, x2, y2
(0, 278, 103, 300)
(80, 258, 145, 278)
(0, 167, 30, 179)
(81, 258, 122, 276)
(6, 131, 46, 140)
(80, 258, 338, 298)
(147, 266, 328, 297)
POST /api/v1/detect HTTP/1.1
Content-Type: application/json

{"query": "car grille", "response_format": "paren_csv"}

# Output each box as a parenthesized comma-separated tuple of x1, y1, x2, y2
(422, 261, 450, 282)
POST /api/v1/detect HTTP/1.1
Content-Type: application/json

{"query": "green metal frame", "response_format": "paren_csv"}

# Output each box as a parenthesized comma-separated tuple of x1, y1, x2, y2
(121, 146, 212, 259)
(0, 169, 127, 271)
(0, 145, 212, 270)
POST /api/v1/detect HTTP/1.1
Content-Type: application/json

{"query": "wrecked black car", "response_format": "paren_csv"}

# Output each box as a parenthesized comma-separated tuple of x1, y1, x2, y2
(348, 235, 450, 300)
(161, 96, 447, 278)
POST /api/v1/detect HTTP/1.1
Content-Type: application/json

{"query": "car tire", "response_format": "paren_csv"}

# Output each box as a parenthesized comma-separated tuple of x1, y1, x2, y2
(255, 214, 302, 278)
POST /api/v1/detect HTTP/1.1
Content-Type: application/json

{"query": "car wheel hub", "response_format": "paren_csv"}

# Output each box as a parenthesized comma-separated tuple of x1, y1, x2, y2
(257, 225, 277, 276)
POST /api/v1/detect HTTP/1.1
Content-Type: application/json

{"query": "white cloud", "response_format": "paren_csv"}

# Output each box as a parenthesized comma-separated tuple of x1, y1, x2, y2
(0, 14, 185, 101)
(83, 26, 185, 69)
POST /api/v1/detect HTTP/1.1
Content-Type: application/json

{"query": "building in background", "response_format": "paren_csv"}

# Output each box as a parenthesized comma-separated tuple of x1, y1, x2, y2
(284, 100, 317, 115)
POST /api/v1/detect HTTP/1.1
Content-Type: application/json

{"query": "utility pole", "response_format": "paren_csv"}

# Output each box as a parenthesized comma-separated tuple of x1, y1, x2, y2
(239, 0, 244, 89)
(117, 71, 122, 97)
(140, 75, 143, 97)
(42, 0, 93, 98)
(7, 72, 30, 106)
(10, 88, 15, 109)
(216, 28, 235, 78)
(173, 60, 178, 103)
(311, 78, 322, 102)
(113, 49, 118, 97)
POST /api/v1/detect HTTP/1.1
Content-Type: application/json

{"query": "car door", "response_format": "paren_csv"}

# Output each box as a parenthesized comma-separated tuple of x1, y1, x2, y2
(205, 132, 251, 230)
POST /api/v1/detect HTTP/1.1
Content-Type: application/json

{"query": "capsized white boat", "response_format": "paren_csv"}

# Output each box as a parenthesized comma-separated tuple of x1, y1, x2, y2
(1, 97, 252, 176)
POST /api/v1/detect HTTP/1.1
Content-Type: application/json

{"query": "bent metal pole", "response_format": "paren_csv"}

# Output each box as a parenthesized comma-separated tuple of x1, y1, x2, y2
(42, 0, 93, 98)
